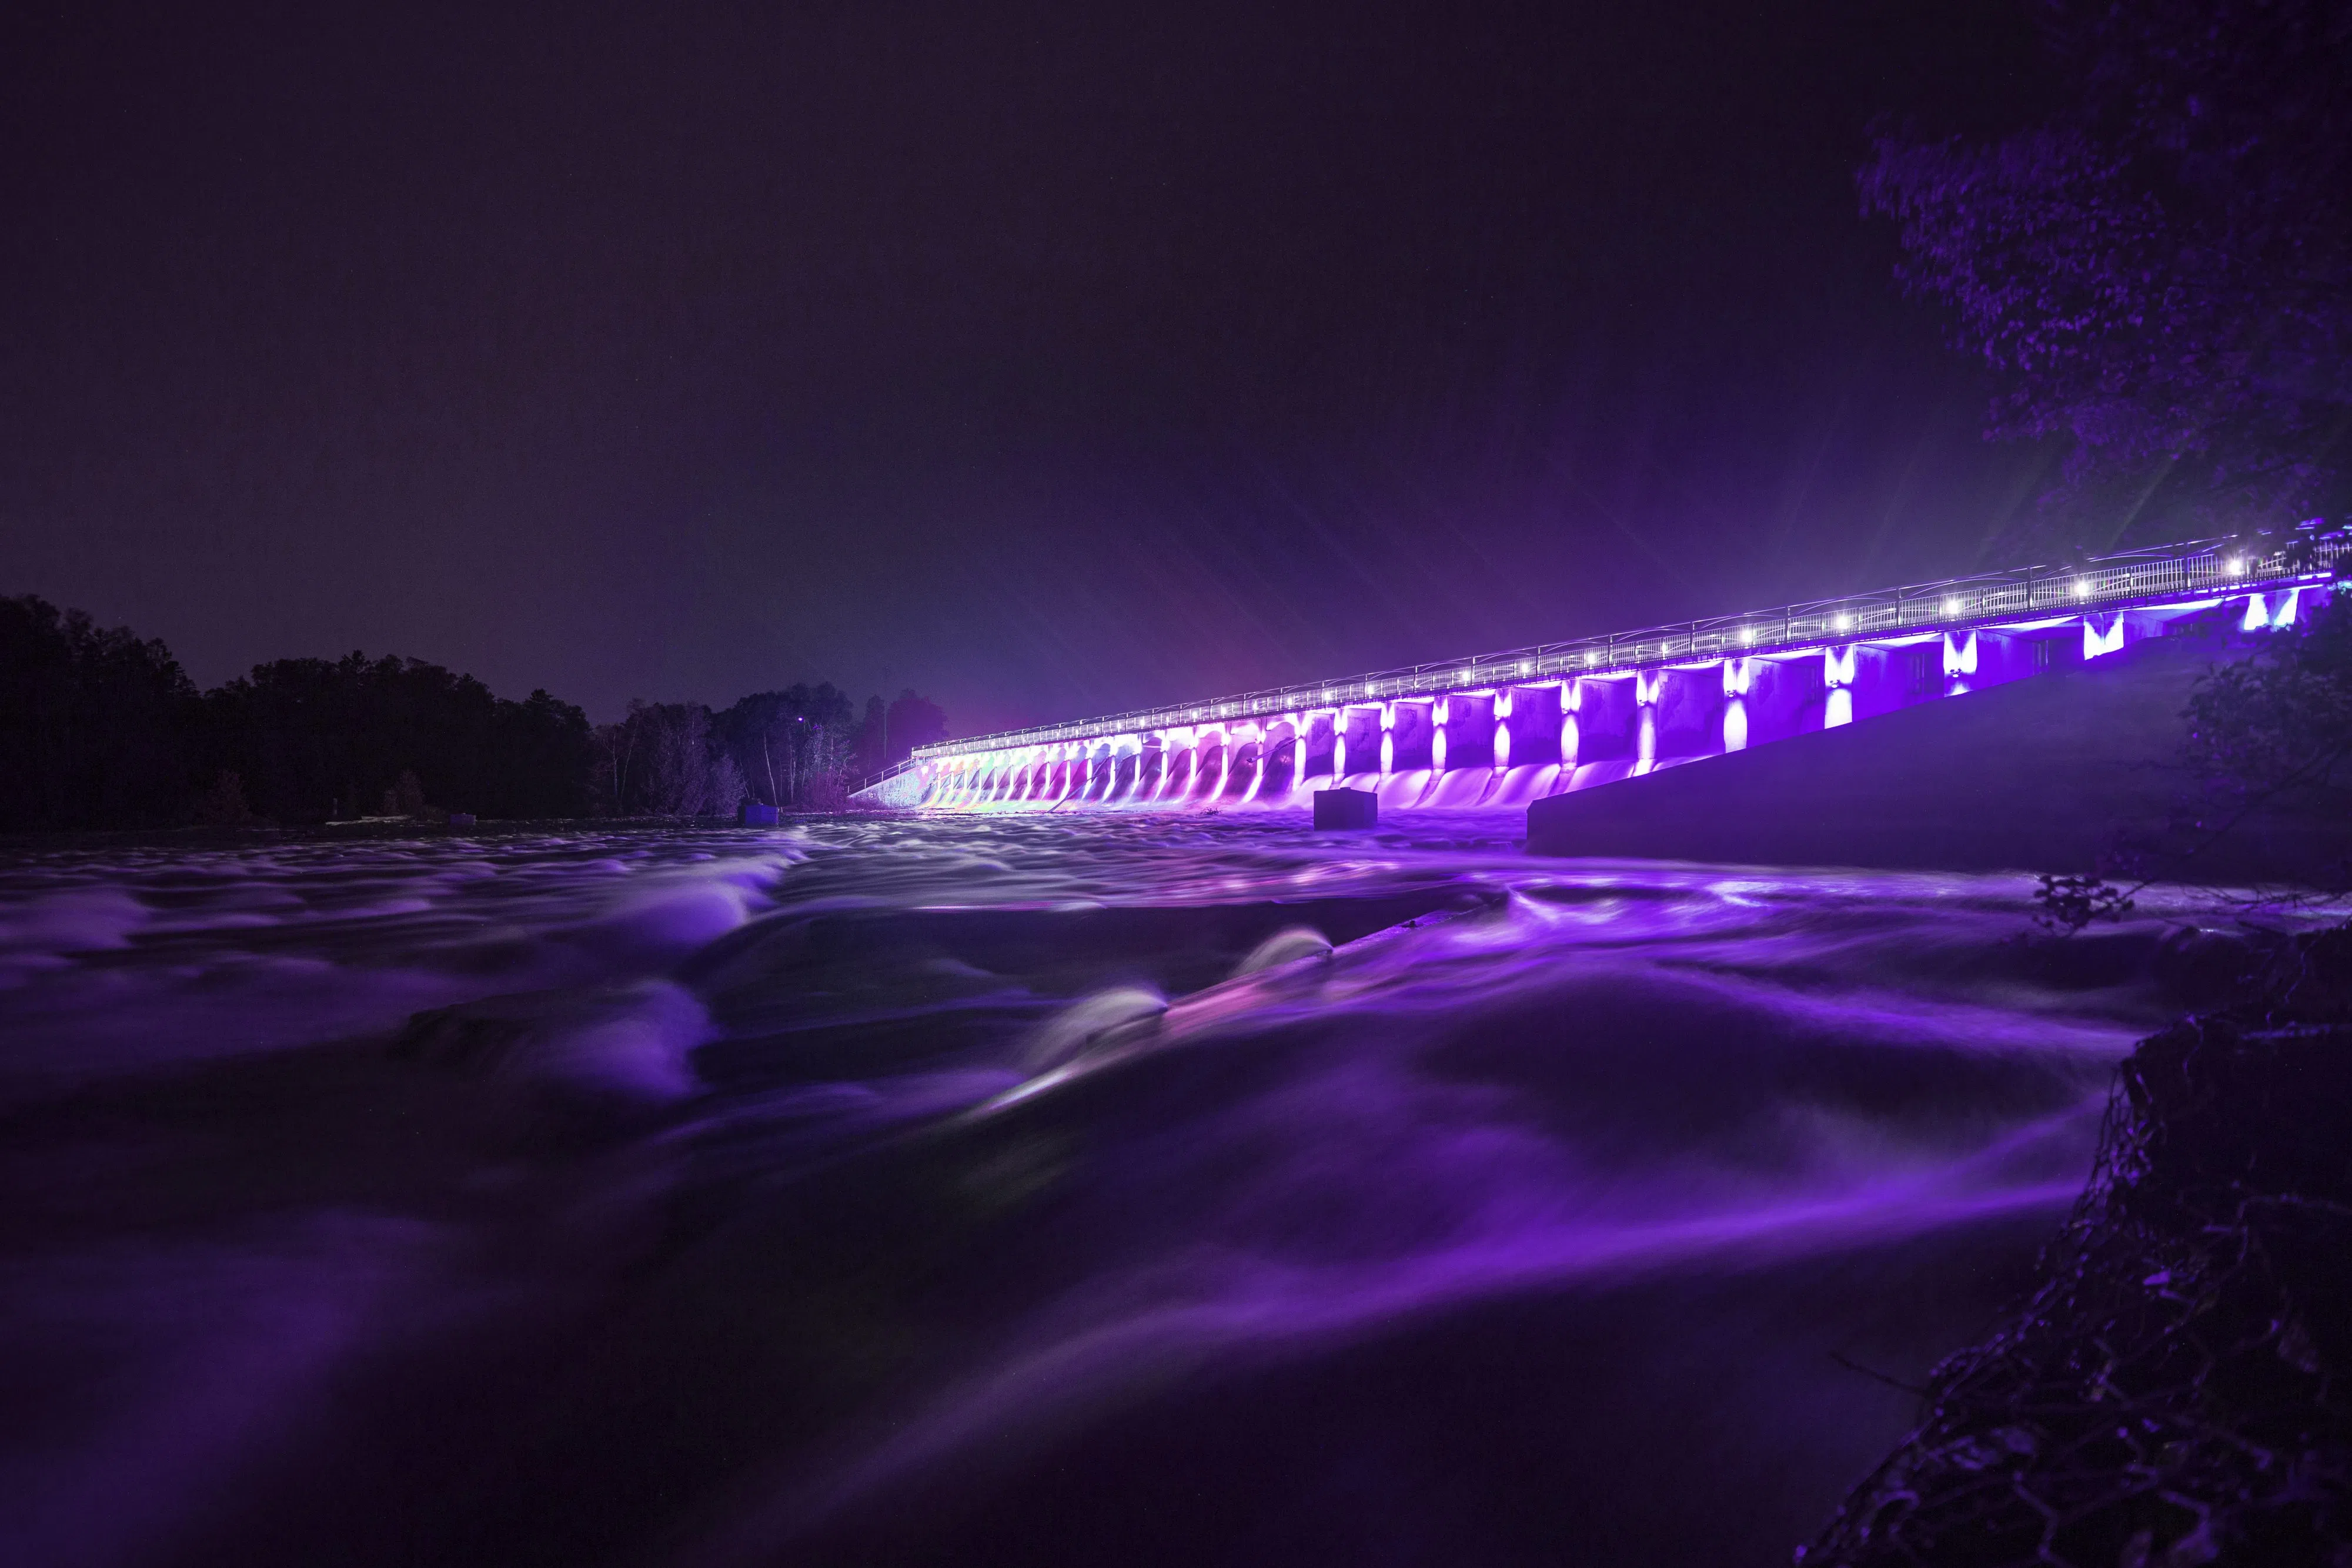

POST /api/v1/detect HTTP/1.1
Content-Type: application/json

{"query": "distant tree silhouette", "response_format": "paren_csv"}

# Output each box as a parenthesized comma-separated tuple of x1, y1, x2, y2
(486, 688, 599, 818)
(1862, 0, 2352, 549)
(382, 770, 427, 818)
(0, 594, 201, 830)
(1, 591, 931, 830)
(192, 770, 255, 827)
(858, 694, 888, 776)
(205, 653, 593, 823)
(593, 700, 746, 817)
(883, 688, 949, 767)
(715, 683, 865, 810)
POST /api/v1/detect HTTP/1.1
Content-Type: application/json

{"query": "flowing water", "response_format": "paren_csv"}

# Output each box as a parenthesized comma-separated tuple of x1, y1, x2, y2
(0, 816, 2234, 1567)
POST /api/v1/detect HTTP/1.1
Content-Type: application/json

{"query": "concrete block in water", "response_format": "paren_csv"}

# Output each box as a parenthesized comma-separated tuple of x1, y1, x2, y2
(740, 802, 780, 827)
(1313, 788, 1378, 830)
(446, 812, 476, 827)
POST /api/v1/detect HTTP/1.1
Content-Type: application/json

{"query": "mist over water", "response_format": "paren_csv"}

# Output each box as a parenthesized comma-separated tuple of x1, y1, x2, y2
(0, 817, 2229, 1566)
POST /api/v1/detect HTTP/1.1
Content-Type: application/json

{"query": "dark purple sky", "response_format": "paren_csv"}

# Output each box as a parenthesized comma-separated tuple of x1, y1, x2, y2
(2, 2, 2058, 735)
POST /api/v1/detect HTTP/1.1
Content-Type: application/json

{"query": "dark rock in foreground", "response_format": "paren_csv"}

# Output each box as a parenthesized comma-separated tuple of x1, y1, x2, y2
(1799, 924, 2352, 1566)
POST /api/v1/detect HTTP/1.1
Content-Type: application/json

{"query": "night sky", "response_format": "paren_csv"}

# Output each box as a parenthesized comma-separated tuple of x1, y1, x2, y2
(4, 2, 2063, 737)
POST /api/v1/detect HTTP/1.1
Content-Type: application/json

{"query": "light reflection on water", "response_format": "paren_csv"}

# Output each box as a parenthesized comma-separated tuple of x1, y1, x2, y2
(0, 815, 2226, 1566)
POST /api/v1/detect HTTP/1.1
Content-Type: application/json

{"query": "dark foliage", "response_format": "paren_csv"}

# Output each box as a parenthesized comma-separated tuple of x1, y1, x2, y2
(203, 653, 594, 823)
(0, 594, 202, 830)
(0, 593, 942, 828)
(192, 770, 256, 827)
(1861, 0, 2352, 548)
(1800, 923, 2352, 1566)
(714, 684, 860, 811)
(593, 700, 746, 818)
(883, 688, 950, 768)
(2030, 872, 2136, 935)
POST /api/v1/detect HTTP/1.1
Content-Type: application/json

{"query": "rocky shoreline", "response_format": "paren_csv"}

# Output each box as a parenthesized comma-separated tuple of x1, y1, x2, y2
(1800, 922, 2352, 1566)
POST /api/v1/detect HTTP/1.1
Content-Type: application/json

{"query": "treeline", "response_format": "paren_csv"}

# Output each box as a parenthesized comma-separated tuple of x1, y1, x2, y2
(0, 593, 946, 831)
(592, 686, 946, 817)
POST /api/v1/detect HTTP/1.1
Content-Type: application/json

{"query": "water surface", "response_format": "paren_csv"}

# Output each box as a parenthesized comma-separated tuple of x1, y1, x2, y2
(0, 815, 2212, 1566)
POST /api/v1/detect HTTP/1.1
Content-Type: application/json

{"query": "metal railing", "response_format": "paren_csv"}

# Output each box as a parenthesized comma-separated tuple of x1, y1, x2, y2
(859, 755, 921, 792)
(890, 531, 2343, 772)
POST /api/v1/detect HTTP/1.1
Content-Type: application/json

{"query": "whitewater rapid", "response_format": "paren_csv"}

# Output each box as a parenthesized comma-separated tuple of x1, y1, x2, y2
(0, 816, 2249, 1567)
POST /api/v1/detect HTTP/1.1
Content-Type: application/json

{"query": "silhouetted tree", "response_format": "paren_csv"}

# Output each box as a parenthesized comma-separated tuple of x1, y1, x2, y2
(716, 683, 864, 810)
(883, 688, 949, 767)
(192, 771, 255, 827)
(206, 653, 593, 823)
(2, 590, 908, 830)
(1862, 0, 2352, 549)
(0, 594, 201, 830)
(858, 694, 888, 776)
(382, 770, 427, 818)
(483, 688, 597, 818)
(593, 701, 746, 816)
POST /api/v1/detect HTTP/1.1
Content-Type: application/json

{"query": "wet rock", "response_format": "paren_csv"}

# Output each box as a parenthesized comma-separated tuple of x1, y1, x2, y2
(2150, 924, 2261, 1012)
(1799, 920, 2352, 1567)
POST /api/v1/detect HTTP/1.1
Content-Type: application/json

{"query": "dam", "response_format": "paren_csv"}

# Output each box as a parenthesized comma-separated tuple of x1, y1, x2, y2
(856, 532, 2343, 819)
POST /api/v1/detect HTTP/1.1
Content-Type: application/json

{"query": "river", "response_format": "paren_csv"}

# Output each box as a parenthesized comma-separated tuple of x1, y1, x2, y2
(0, 815, 2218, 1567)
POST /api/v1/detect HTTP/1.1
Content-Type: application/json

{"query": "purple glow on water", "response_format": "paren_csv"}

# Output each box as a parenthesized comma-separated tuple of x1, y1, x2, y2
(0, 818, 2241, 1566)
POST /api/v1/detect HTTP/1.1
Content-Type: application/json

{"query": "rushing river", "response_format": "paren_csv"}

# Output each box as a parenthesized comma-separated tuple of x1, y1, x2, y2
(0, 816, 2229, 1567)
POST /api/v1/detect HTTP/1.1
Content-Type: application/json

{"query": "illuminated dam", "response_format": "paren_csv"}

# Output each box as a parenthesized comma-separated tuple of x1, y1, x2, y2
(856, 534, 2342, 815)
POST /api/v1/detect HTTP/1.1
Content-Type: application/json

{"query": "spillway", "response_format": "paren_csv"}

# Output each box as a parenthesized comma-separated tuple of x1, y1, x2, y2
(856, 533, 2343, 814)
